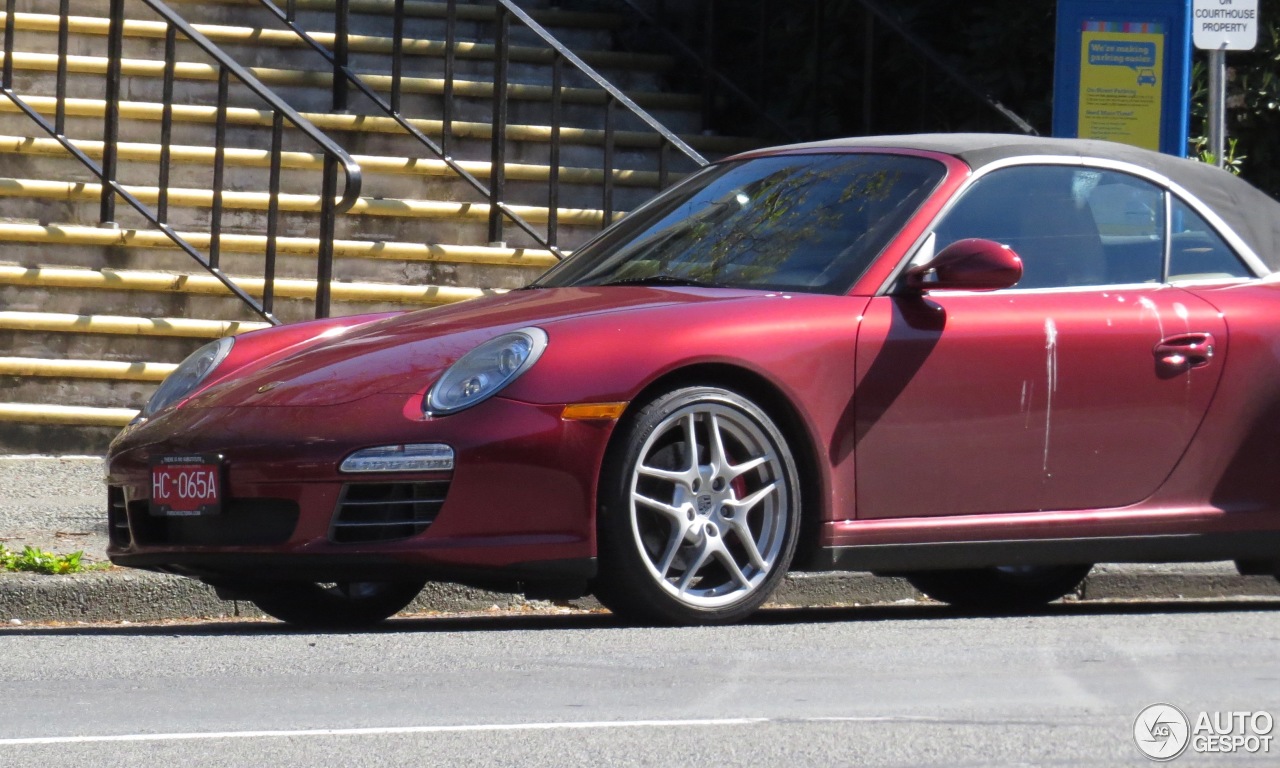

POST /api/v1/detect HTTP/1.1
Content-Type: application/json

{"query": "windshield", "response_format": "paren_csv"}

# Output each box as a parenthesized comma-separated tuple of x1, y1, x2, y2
(534, 152, 946, 294)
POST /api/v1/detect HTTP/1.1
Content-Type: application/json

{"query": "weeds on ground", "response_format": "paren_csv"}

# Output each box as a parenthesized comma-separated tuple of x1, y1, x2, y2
(0, 544, 108, 575)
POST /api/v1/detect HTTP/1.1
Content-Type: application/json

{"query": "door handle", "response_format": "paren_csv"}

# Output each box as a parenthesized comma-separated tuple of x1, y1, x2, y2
(1154, 333, 1216, 370)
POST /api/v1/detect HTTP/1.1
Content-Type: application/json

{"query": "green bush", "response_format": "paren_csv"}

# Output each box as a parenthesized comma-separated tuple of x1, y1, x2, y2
(1200, 2, 1280, 193)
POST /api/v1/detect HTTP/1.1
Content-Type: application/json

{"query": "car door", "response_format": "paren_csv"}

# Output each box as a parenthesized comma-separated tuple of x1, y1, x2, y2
(853, 164, 1228, 519)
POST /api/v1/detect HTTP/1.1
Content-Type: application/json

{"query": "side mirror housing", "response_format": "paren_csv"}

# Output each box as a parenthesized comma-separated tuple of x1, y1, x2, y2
(904, 238, 1023, 293)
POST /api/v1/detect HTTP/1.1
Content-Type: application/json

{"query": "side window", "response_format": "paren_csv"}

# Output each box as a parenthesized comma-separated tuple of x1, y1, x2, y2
(1168, 198, 1252, 280)
(932, 166, 1164, 289)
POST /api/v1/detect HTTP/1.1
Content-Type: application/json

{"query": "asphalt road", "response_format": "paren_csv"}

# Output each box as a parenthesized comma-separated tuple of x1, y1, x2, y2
(2, 601, 1279, 767)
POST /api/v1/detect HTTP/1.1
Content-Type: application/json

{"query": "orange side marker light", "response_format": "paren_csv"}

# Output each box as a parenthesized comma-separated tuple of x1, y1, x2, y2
(561, 402, 628, 421)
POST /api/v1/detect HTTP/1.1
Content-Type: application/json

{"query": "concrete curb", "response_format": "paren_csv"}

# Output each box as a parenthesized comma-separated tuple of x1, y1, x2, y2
(2, 563, 1278, 625)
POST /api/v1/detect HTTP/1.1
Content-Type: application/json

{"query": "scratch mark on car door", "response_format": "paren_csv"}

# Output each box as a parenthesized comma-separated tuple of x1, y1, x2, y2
(1021, 380, 1036, 429)
(1043, 318, 1058, 474)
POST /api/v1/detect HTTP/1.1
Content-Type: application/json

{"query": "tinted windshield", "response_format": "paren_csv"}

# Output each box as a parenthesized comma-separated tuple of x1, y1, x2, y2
(534, 152, 946, 294)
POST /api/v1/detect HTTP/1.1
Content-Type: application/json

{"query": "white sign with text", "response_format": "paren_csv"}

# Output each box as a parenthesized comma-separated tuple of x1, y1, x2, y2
(1193, 0, 1259, 50)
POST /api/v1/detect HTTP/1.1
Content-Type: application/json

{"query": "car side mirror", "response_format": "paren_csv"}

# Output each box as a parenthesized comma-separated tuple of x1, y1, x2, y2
(904, 238, 1023, 293)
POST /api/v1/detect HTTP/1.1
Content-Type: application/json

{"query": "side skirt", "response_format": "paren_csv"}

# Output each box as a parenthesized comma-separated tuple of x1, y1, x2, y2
(811, 532, 1280, 573)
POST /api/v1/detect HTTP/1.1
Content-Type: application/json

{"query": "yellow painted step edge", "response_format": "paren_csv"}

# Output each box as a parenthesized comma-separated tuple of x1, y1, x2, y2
(0, 310, 269, 338)
(0, 356, 176, 381)
(0, 95, 753, 154)
(0, 177, 617, 226)
(0, 265, 498, 305)
(166, 0, 624, 31)
(0, 223, 559, 269)
(0, 134, 669, 188)
(0, 403, 137, 427)
(0, 51, 699, 112)
(1, 12, 672, 72)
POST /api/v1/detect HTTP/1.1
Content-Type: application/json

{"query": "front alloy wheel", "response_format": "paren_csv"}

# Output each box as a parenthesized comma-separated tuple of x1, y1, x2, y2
(596, 386, 800, 625)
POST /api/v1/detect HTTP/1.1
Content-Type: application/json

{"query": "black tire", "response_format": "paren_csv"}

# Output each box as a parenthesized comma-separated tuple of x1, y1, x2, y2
(248, 580, 425, 629)
(594, 386, 801, 626)
(905, 565, 1092, 611)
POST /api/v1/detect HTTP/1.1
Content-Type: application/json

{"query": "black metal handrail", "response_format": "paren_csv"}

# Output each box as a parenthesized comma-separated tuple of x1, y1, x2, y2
(1, 0, 363, 323)
(257, 0, 708, 254)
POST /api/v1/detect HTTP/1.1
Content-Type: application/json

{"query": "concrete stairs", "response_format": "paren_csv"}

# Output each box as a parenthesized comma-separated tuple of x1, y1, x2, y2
(0, 0, 755, 453)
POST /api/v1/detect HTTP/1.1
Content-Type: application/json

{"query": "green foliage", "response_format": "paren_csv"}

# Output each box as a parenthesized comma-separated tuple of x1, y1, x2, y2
(1190, 0, 1280, 194)
(0, 544, 105, 575)
(1190, 136, 1246, 175)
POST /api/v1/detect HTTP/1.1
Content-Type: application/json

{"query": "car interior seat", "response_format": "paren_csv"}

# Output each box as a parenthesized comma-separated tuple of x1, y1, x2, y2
(1005, 185, 1108, 289)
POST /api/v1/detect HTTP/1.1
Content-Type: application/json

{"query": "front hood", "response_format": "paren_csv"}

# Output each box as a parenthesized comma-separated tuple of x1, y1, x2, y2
(184, 286, 759, 408)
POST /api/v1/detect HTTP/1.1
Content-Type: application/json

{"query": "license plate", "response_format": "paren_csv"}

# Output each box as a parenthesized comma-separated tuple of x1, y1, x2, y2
(150, 455, 223, 516)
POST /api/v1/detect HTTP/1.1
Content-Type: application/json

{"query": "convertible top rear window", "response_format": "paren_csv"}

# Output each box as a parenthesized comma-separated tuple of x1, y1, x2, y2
(534, 153, 946, 295)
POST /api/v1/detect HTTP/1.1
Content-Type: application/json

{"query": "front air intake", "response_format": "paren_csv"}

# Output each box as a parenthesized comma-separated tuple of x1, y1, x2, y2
(330, 482, 449, 543)
(107, 486, 132, 548)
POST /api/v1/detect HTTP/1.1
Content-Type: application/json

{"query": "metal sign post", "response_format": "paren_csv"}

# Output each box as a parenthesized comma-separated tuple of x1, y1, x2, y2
(1208, 47, 1226, 166)
(1192, 0, 1259, 167)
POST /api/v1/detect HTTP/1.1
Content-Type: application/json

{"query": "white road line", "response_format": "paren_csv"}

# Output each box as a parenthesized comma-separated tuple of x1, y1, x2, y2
(0, 718, 773, 746)
(804, 716, 945, 724)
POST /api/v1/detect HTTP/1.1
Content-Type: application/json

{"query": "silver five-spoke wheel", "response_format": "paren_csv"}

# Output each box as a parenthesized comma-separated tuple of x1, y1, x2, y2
(596, 386, 800, 625)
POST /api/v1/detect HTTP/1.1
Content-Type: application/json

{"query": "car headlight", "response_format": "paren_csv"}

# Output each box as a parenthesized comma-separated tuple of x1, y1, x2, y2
(141, 336, 235, 418)
(425, 327, 548, 415)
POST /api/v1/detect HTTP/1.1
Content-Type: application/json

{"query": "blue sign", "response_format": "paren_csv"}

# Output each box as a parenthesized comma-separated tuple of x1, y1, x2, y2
(1054, 0, 1193, 156)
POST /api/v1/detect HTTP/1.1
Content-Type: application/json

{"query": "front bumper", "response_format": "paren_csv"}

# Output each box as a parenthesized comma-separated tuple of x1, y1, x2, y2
(106, 393, 617, 584)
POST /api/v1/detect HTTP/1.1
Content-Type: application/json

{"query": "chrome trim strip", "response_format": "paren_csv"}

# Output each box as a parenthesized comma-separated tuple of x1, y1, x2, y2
(1171, 277, 1254, 287)
(926, 281, 1174, 297)
(1162, 181, 1174, 280)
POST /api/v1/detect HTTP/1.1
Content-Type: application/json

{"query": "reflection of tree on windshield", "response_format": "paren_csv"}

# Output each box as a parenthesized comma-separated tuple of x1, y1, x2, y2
(571, 154, 943, 293)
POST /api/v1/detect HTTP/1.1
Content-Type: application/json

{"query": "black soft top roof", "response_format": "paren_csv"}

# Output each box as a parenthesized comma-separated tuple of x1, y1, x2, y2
(758, 133, 1280, 271)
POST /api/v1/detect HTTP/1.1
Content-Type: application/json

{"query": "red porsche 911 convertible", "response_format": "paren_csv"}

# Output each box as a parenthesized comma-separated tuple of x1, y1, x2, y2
(106, 134, 1280, 627)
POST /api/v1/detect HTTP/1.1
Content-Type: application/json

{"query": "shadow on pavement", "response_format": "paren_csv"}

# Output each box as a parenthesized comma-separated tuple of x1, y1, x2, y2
(752, 597, 1280, 625)
(3, 596, 1279, 637)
